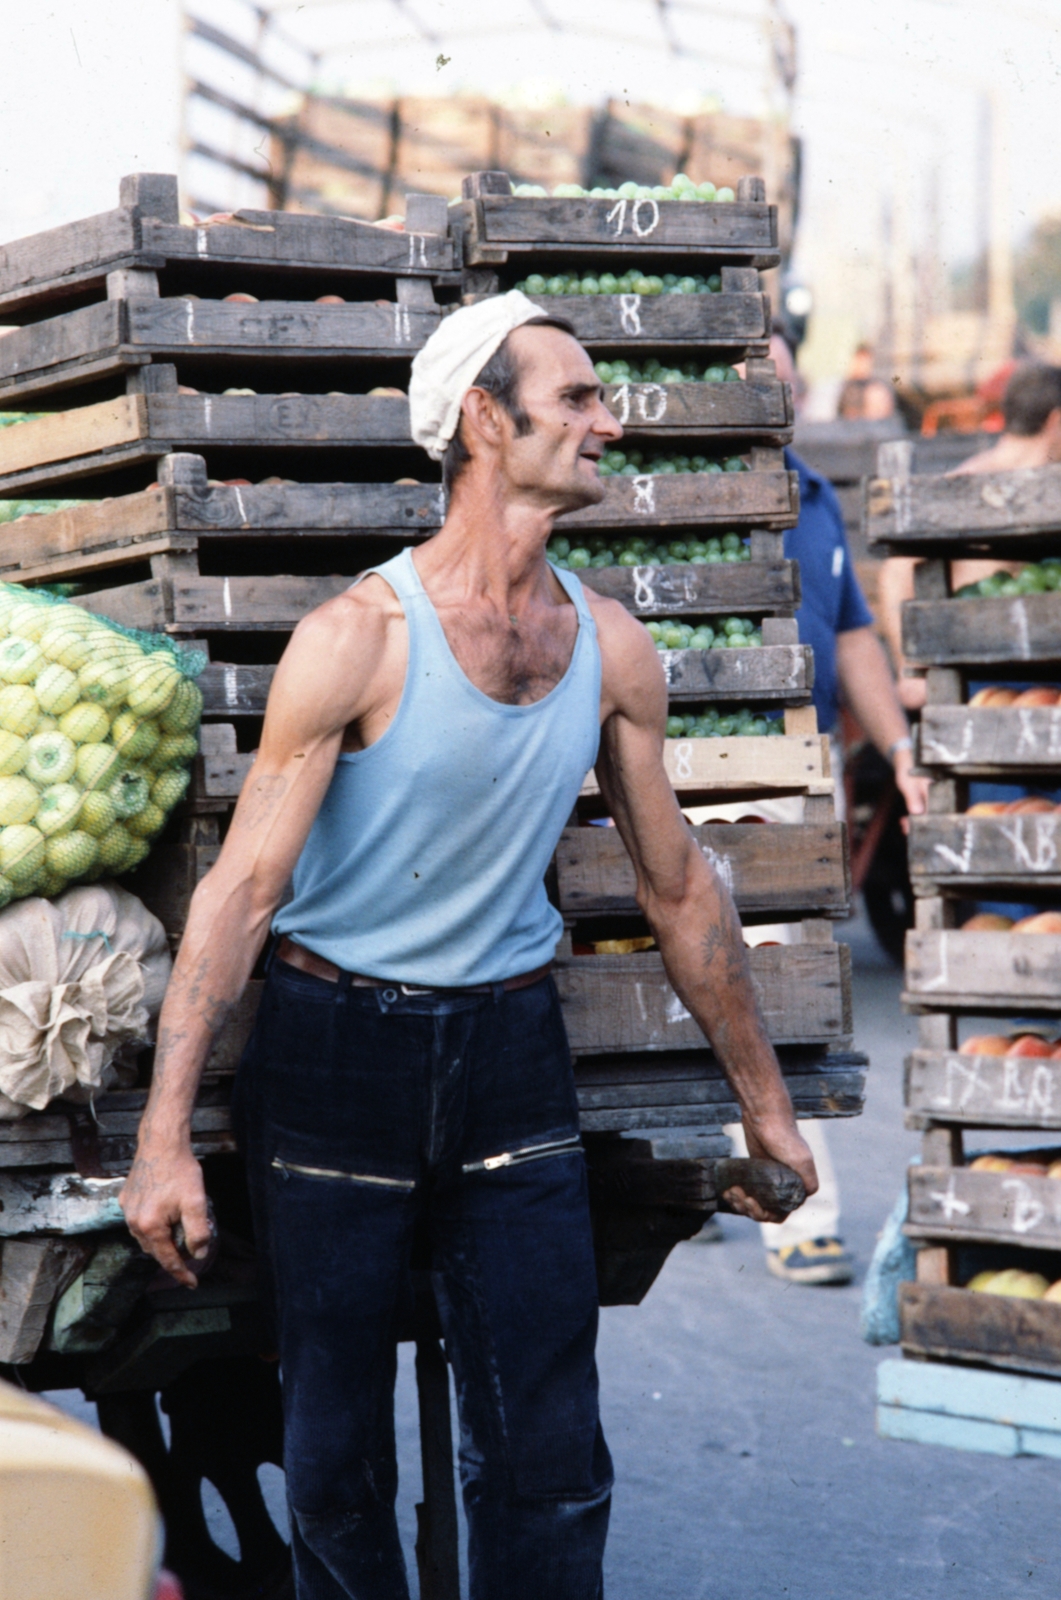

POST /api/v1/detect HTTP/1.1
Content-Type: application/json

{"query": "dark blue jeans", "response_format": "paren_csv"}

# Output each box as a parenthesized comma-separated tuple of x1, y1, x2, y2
(233, 957, 612, 1600)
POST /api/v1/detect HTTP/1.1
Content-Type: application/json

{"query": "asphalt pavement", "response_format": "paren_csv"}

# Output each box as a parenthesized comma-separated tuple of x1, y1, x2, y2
(51, 909, 1061, 1597)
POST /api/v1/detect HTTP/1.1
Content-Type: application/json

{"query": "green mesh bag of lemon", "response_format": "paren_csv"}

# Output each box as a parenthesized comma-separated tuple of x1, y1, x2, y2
(0, 584, 204, 905)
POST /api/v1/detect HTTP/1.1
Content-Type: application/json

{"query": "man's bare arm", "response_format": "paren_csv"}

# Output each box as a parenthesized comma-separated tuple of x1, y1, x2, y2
(590, 597, 817, 1218)
(122, 591, 392, 1282)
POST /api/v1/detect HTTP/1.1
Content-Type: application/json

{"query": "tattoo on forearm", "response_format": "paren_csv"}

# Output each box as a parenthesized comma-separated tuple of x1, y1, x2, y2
(235, 773, 289, 832)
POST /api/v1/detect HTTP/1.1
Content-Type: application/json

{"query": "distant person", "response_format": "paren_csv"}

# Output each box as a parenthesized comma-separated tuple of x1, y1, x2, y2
(838, 343, 897, 422)
(879, 362, 1061, 709)
(718, 335, 928, 1286)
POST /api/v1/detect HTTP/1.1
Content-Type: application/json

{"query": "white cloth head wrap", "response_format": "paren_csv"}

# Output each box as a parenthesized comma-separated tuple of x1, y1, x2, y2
(409, 290, 544, 461)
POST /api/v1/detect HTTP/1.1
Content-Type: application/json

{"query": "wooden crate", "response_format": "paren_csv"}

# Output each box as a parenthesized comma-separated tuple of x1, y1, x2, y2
(513, 278, 769, 354)
(865, 461, 1061, 556)
(904, 928, 1061, 1013)
(907, 1160, 1061, 1251)
(899, 1282, 1061, 1381)
(574, 1047, 866, 1131)
(0, 379, 795, 499)
(0, 1083, 236, 1173)
(456, 172, 780, 269)
(556, 820, 849, 919)
(556, 941, 852, 1054)
(919, 704, 1061, 776)
(876, 1356, 1061, 1459)
(906, 1048, 1061, 1131)
(601, 371, 792, 442)
(0, 295, 442, 405)
(903, 593, 1061, 670)
(908, 812, 1061, 894)
(580, 727, 832, 801)
(0, 174, 455, 320)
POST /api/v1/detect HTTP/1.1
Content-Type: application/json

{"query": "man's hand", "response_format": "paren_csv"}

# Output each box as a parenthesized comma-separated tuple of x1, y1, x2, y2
(121, 1142, 212, 1290)
(722, 1109, 818, 1223)
(894, 746, 930, 829)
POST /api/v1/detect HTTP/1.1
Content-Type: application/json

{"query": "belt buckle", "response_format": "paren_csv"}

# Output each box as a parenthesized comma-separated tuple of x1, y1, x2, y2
(399, 983, 434, 996)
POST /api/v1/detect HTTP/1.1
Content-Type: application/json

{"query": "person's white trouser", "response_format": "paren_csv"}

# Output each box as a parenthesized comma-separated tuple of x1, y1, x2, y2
(721, 1115, 841, 1249)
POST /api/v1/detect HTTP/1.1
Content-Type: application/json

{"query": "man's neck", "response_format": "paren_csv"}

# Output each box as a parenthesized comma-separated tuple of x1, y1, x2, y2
(970, 433, 1054, 473)
(415, 479, 564, 612)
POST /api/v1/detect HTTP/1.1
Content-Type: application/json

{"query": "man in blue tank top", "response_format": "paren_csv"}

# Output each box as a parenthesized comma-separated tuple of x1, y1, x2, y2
(123, 292, 818, 1600)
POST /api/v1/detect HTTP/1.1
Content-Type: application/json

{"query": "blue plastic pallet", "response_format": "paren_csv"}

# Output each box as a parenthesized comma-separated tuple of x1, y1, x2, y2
(877, 1357, 1061, 1459)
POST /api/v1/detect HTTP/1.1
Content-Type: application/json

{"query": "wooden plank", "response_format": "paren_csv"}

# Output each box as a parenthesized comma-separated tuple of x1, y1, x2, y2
(580, 734, 831, 798)
(0, 208, 139, 311)
(900, 1282, 1061, 1380)
(907, 1163, 1061, 1249)
(560, 469, 798, 531)
(659, 642, 812, 702)
(909, 813, 1061, 890)
(0, 396, 145, 476)
(792, 419, 906, 482)
(876, 1356, 1061, 1459)
(865, 464, 1061, 553)
(556, 943, 851, 1054)
(0, 1240, 90, 1364)
(905, 1048, 1061, 1130)
(522, 292, 769, 349)
(0, 299, 440, 400)
(460, 193, 779, 264)
(175, 477, 447, 535)
(579, 560, 799, 615)
(920, 705, 1061, 774)
(904, 929, 1061, 1011)
(904, 592, 1061, 667)
(604, 375, 791, 437)
(556, 821, 849, 916)
(0, 487, 179, 578)
(140, 210, 455, 274)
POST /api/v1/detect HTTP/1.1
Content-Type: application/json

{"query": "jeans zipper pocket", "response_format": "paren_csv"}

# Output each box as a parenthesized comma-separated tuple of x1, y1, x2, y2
(271, 1157, 415, 1192)
(461, 1135, 583, 1175)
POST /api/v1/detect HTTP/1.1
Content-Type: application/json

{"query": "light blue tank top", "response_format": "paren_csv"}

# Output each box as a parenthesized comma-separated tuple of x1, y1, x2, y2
(273, 546, 601, 986)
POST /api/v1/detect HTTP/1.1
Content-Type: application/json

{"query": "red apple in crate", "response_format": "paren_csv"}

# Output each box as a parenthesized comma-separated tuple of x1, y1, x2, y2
(963, 912, 1016, 930)
(1008, 1162, 1050, 1176)
(1006, 1034, 1054, 1057)
(1006, 797, 1057, 813)
(967, 802, 1009, 815)
(961, 1035, 1011, 1055)
(316, 294, 346, 304)
(969, 1155, 1013, 1171)
(1012, 912, 1061, 933)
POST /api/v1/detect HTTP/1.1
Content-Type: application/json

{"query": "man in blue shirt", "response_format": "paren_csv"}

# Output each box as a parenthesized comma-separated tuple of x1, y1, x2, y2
(722, 336, 928, 1284)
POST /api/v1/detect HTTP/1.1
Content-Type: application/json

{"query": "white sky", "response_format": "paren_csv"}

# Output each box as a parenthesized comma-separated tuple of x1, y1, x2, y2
(0, 0, 1058, 365)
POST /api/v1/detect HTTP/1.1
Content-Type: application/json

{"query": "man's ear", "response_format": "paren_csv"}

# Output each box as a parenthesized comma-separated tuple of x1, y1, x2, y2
(461, 386, 507, 450)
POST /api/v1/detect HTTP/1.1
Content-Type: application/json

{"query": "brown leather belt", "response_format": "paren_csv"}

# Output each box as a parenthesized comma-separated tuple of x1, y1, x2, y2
(276, 936, 552, 996)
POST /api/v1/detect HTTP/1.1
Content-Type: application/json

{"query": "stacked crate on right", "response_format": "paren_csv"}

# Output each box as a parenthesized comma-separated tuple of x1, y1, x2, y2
(867, 439, 1061, 1455)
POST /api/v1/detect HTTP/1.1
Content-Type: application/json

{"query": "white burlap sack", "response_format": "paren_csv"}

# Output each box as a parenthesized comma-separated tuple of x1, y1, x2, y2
(0, 884, 171, 1116)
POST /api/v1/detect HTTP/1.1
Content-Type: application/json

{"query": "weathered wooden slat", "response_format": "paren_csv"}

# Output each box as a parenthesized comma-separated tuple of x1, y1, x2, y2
(866, 464, 1061, 553)
(0, 395, 146, 476)
(659, 642, 811, 702)
(0, 299, 440, 401)
(0, 201, 455, 318)
(460, 193, 779, 265)
(561, 469, 798, 531)
(904, 929, 1061, 1011)
(904, 593, 1061, 668)
(604, 376, 791, 437)
(580, 733, 832, 798)
(0, 487, 182, 580)
(524, 292, 768, 348)
(877, 1354, 1061, 1457)
(576, 1075, 867, 1130)
(907, 1163, 1061, 1249)
(579, 560, 799, 615)
(556, 821, 849, 916)
(905, 1048, 1061, 1130)
(175, 477, 447, 534)
(0, 1240, 90, 1363)
(909, 813, 1061, 890)
(556, 943, 852, 1054)
(919, 706, 1061, 774)
(899, 1282, 1061, 1380)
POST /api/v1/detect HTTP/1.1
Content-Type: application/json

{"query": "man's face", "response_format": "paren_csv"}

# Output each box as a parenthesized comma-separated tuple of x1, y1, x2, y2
(476, 325, 623, 511)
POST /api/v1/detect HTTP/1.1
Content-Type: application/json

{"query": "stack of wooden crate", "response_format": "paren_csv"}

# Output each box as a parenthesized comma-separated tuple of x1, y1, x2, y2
(0, 172, 866, 1294)
(867, 440, 1061, 1456)
(454, 171, 863, 1167)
